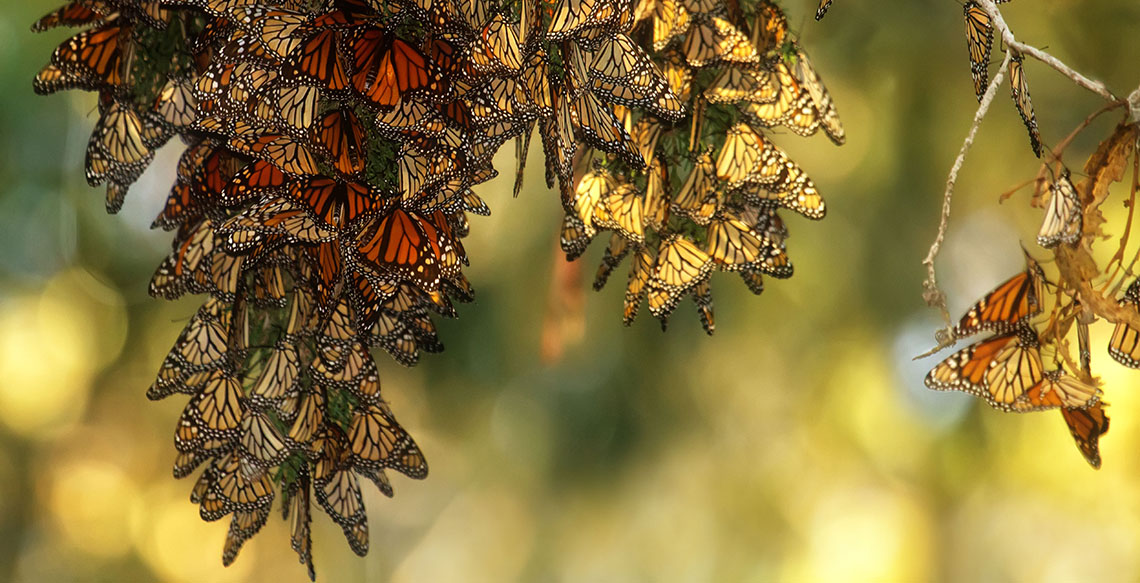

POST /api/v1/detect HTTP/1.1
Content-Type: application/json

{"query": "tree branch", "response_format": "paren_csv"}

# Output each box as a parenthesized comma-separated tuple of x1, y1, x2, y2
(978, 0, 1118, 103)
(920, 50, 1014, 350)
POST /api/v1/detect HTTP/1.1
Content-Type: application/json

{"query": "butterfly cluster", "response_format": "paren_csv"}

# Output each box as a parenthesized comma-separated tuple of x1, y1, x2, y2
(925, 256, 1110, 468)
(923, 154, 1132, 470)
(32, 0, 842, 577)
(560, 0, 844, 333)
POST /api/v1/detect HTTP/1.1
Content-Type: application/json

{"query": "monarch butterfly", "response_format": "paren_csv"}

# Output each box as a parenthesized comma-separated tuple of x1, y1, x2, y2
(86, 100, 155, 187)
(547, 0, 625, 43)
(35, 20, 127, 94)
(716, 123, 765, 185)
(642, 159, 670, 230)
(674, 150, 720, 225)
(288, 176, 382, 227)
(570, 89, 645, 169)
(150, 219, 217, 300)
(1013, 369, 1100, 412)
(738, 146, 827, 220)
(1061, 402, 1109, 468)
(542, 89, 579, 191)
(164, 300, 231, 372)
(693, 280, 714, 335)
(662, 60, 693, 102)
(315, 108, 367, 176)
(706, 215, 792, 278)
(242, 8, 307, 60)
(174, 385, 240, 454)
(230, 134, 320, 176)
(350, 27, 439, 108)
(283, 469, 316, 580)
(705, 66, 778, 105)
(653, 234, 713, 294)
(276, 84, 321, 130)
(207, 453, 275, 516)
(31, 1, 104, 32)
(652, 0, 691, 51)
(815, 0, 834, 20)
(571, 169, 615, 232)
(964, 1, 993, 101)
(303, 241, 346, 312)
(792, 47, 845, 146)
(755, 2, 788, 51)
(288, 389, 326, 444)
(196, 372, 246, 433)
(522, 48, 554, 116)
(220, 160, 287, 207)
(1008, 55, 1043, 157)
(348, 405, 428, 478)
(588, 34, 685, 122)
(1108, 278, 1140, 368)
(239, 411, 289, 466)
(739, 270, 765, 295)
(356, 208, 455, 290)
(953, 261, 1045, 337)
(284, 28, 349, 90)
(560, 213, 595, 260)
(925, 326, 1044, 411)
(622, 246, 654, 324)
(594, 234, 632, 290)
(683, 15, 761, 69)
(250, 342, 300, 406)
(311, 425, 370, 556)
(172, 451, 204, 480)
(222, 504, 271, 567)
(152, 141, 213, 231)
(746, 62, 820, 139)
(375, 97, 447, 138)
(154, 78, 198, 128)
(470, 13, 523, 75)
(1037, 169, 1081, 248)
(601, 183, 646, 243)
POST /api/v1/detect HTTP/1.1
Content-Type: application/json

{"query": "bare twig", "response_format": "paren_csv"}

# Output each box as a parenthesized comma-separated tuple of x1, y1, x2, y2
(978, 0, 1118, 103)
(920, 50, 1014, 349)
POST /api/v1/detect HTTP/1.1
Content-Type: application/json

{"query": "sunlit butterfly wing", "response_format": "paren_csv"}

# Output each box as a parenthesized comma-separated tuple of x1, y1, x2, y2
(1061, 402, 1108, 468)
(954, 262, 1044, 337)
(1109, 278, 1140, 368)
(964, 1, 993, 101)
(1037, 169, 1081, 248)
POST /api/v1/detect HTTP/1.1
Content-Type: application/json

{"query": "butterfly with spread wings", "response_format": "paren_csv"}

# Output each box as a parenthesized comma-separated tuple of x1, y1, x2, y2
(953, 259, 1046, 338)
(925, 325, 1045, 411)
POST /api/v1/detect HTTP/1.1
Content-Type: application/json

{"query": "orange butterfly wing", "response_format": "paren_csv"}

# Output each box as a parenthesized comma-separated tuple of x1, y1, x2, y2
(1061, 403, 1109, 469)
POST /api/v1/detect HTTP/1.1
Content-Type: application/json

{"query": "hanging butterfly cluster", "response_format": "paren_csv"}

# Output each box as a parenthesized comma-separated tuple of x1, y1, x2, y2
(561, 0, 844, 333)
(32, 0, 843, 577)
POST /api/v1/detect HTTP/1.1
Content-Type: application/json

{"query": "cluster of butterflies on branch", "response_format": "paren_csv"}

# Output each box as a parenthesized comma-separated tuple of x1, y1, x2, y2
(33, 0, 843, 578)
(913, 0, 1139, 469)
(923, 129, 1140, 470)
(924, 256, 1109, 468)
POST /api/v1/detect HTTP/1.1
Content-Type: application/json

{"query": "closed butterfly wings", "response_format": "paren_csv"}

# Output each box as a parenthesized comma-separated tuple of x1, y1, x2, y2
(1037, 169, 1081, 248)
(1109, 278, 1140, 368)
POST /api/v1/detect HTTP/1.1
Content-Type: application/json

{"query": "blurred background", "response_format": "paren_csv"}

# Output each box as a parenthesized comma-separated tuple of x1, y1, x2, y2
(4, 1, 1140, 581)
